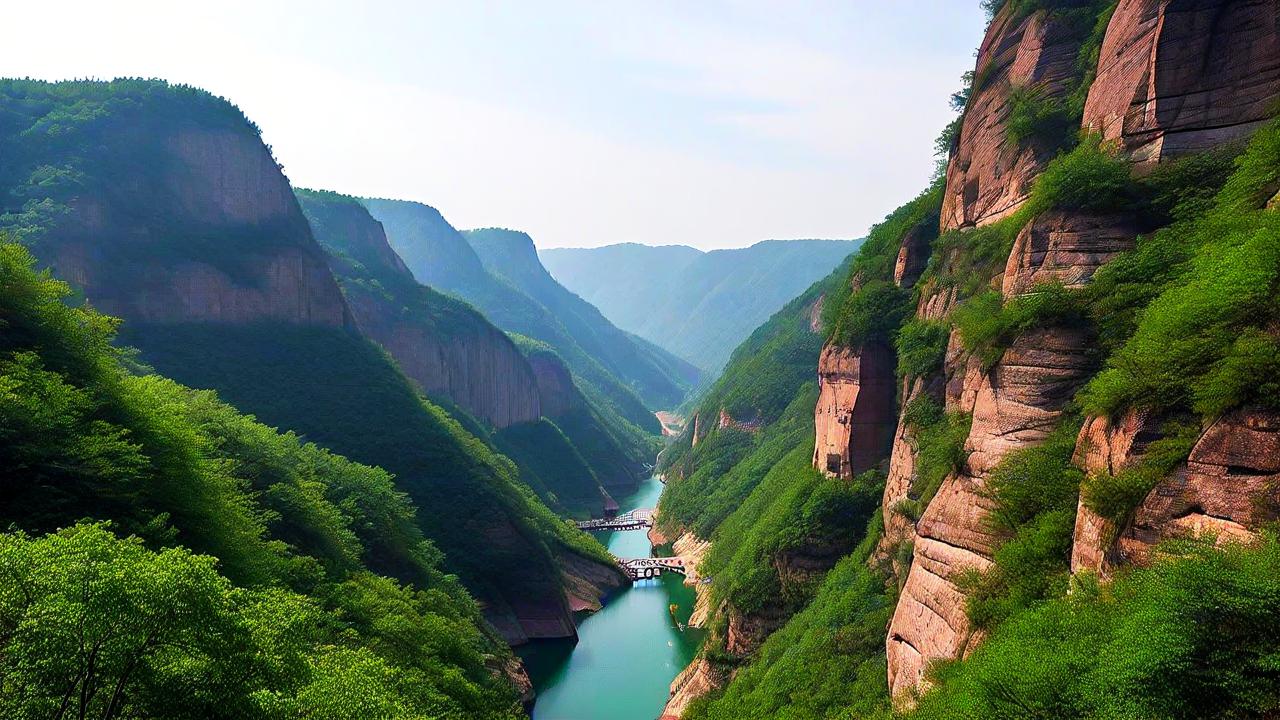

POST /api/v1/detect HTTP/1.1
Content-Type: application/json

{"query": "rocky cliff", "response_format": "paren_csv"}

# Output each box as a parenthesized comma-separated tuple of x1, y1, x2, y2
(0, 79, 626, 651)
(297, 189, 542, 428)
(48, 126, 350, 327)
(812, 342, 898, 478)
(879, 0, 1280, 701)
(1082, 0, 1280, 163)
(939, 3, 1096, 231)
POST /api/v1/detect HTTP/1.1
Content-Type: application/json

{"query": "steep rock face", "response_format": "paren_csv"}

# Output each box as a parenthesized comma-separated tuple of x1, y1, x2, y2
(50, 129, 350, 327)
(344, 292, 542, 428)
(940, 6, 1092, 230)
(660, 657, 730, 720)
(888, 326, 1094, 695)
(527, 350, 580, 418)
(878, 376, 946, 564)
(812, 342, 898, 478)
(557, 547, 629, 613)
(297, 191, 542, 428)
(893, 221, 934, 288)
(1001, 210, 1139, 296)
(1083, 0, 1280, 163)
(1072, 408, 1280, 576)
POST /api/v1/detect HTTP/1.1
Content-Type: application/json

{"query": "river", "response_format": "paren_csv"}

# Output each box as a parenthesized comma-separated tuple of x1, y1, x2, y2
(519, 475, 705, 720)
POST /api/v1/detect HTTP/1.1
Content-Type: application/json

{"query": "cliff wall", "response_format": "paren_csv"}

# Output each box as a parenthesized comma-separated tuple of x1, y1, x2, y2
(297, 190, 542, 428)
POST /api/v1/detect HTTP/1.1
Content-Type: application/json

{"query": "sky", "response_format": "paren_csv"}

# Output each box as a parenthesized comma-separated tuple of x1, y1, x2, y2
(6, 1, 987, 249)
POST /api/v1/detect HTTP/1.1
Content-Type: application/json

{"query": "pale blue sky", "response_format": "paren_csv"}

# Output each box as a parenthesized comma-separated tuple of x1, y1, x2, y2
(7, 1, 987, 248)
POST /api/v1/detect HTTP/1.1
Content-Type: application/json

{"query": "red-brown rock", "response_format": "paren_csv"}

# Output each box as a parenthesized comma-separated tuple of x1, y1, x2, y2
(1002, 210, 1139, 297)
(941, 7, 1095, 230)
(812, 341, 898, 478)
(888, 326, 1093, 696)
(1083, 0, 1280, 162)
(1072, 408, 1280, 576)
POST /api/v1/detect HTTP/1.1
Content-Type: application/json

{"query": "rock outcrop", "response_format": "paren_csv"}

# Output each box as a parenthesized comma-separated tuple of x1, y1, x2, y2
(49, 128, 350, 327)
(1072, 408, 1280, 577)
(660, 657, 730, 720)
(940, 5, 1095, 231)
(1083, 0, 1280, 163)
(1001, 210, 1139, 296)
(812, 342, 898, 478)
(888, 325, 1096, 695)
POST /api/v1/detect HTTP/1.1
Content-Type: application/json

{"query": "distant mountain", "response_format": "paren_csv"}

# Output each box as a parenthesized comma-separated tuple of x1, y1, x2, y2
(541, 239, 861, 373)
(362, 198, 700, 429)
(464, 228, 702, 408)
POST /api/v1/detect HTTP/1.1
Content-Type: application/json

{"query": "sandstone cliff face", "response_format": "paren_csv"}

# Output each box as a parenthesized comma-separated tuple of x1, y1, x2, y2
(812, 342, 898, 478)
(882, 0, 1280, 694)
(940, 6, 1093, 231)
(877, 376, 946, 566)
(888, 325, 1095, 695)
(1001, 210, 1139, 296)
(527, 350, 580, 418)
(343, 291, 542, 428)
(1083, 0, 1280, 163)
(50, 128, 350, 327)
(1071, 408, 1280, 577)
(660, 657, 730, 720)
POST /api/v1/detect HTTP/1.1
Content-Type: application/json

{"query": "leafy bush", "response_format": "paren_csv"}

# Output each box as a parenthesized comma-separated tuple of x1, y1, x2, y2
(829, 280, 913, 348)
(1080, 118, 1280, 418)
(1006, 82, 1073, 149)
(953, 282, 1083, 369)
(897, 397, 971, 520)
(685, 516, 894, 720)
(1027, 133, 1133, 213)
(895, 319, 950, 379)
(960, 425, 1083, 628)
(913, 533, 1280, 719)
(823, 184, 943, 337)
(703, 447, 882, 616)
(1080, 421, 1201, 525)
(0, 523, 522, 720)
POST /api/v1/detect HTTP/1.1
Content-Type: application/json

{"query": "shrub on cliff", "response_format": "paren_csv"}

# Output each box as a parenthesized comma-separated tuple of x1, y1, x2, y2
(914, 534, 1280, 719)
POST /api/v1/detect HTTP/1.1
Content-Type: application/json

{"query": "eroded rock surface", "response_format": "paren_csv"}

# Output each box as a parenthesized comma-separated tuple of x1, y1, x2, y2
(1002, 210, 1139, 297)
(1072, 408, 1280, 576)
(812, 342, 898, 478)
(888, 326, 1093, 696)
(1083, 0, 1280, 163)
(50, 128, 350, 327)
(300, 193, 543, 428)
(941, 6, 1094, 230)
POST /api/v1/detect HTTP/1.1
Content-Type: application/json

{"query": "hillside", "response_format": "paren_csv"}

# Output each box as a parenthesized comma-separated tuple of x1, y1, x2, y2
(361, 198, 678, 452)
(464, 227, 702, 407)
(0, 78, 624, 646)
(658, 1, 1280, 717)
(541, 239, 860, 372)
(0, 241, 528, 717)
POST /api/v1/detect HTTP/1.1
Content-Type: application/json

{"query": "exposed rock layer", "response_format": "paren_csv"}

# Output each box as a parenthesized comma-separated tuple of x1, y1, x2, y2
(940, 6, 1093, 230)
(812, 342, 898, 478)
(1083, 0, 1280, 163)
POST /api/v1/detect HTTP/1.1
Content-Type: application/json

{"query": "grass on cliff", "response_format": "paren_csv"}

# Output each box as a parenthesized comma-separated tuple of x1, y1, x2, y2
(957, 422, 1083, 630)
(701, 446, 883, 619)
(117, 320, 614, 606)
(1080, 120, 1280, 419)
(913, 533, 1280, 720)
(683, 516, 895, 720)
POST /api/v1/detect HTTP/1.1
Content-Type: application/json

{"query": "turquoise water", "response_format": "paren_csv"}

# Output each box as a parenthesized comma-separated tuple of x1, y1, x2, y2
(519, 476, 704, 720)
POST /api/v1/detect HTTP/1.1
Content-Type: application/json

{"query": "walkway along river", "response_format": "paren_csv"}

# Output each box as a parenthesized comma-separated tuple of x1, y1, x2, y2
(518, 475, 705, 719)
